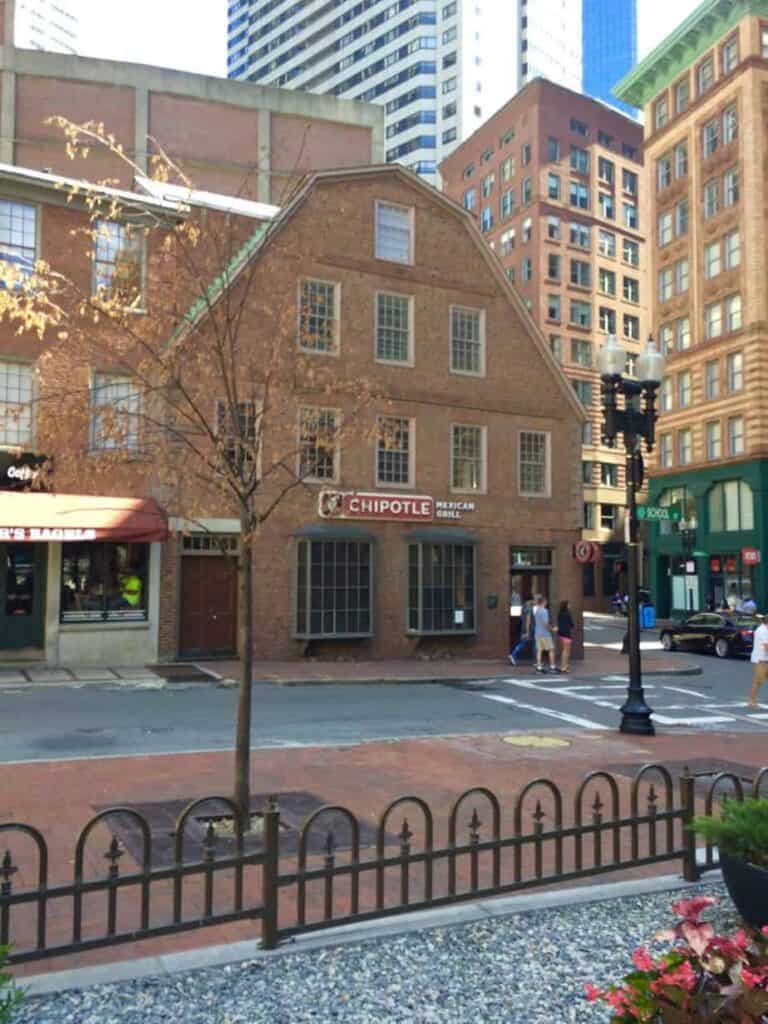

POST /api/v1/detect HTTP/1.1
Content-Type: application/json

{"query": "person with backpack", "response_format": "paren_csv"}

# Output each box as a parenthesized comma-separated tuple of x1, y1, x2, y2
(509, 594, 535, 666)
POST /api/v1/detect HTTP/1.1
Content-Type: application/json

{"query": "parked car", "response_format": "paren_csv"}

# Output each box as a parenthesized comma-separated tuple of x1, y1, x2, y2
(659, 612, 758, 659)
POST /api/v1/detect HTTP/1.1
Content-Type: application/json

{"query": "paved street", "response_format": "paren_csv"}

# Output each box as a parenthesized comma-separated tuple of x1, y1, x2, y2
(0, 618, 762, 764)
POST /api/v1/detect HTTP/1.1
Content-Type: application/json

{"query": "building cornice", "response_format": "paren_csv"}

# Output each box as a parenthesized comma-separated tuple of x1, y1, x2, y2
(615, 0, 768, 108)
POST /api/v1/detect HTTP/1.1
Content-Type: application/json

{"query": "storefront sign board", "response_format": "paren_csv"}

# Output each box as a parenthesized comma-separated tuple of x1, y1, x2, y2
(743, 548, 761, 565)
(0, 527, 97, 541)
(319, 491, 434, 521)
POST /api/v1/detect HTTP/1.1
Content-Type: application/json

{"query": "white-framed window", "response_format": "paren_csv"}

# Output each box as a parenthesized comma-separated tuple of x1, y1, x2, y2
(583, 502, 596, 529)
(705, 359, 720, 399)
(623, 238, 639, 266)
(215, 399, 260, 473)
(722, 34, 738, 75)
(723, 103, 738, 144)
(599, 268, 616, 296)
(569, 181, 589, 209)
(547, 253, 561, 280)
(678, 428, 692, 465)
(723, 166, 739, 206)
(90, 372, 140, 451)
(675, 141, 688, 177)
(570, 145, 589, 173)
(624, 314, 640, 341)
(375, 201, 413, 264)
(623, 276, 639, 304)
(462, 187, 476, 211)
(480, 206, 493, 233)
(500, 188, 514, 218)
(725, 229, 740, 269)
(571, 222, 591, 249)
(600, 504, 617, 531)
(500, 156, 514, 181)
(500, 227, 516, 255)
(675, 258, 689, 294)
(706, 421, 722, 460)
(678, 370, 691, 408)
(598, 228, 615, 256)
(727, 350, 743, 392)
(726, 293, 742, 332)
(675, 76, 690, 113)
(298, 406, 339, 482)
(299, 279, 339, 354)
(675, 199, 688, 238)
(375, 292, 412, 365)
(728, 416, 744, 455)
(697, 55, 714, 95)
(376, 415, 413, 486)
(622, 168, 638, 194)
(704, 240, 721, 279)
(521, 217, 533, 243)
(0, 199, 37, 280)
(623, 202, 638, 229)
(451, 423, 486, 492)
(518, 429, 550, 497)
(659, 433, 673, 468)
(654, 95, 668, 130)
(659, 324, 674, 355)
(660, 376, 673, 412)
(702, 118, 719, 158)
(703, 179, 719, 219)
(450, 305, 485, 375)
(573, 378, 593, 405)
(658, 211, 673, 246)
(546, 216, 560, 241)
(598, 157, 614, 184)
(570, 259, 590, 288)
(93, 219, 144, 307)
(659, 266, 673, 303)
(570, 299, 591, 328)
(547, 172, 560, 200)
(598, 192, 614, 219)
(599, 306, 616, 334)
(0, 360, 33, 446)
(571, 338, 592, 367)
(481, 171, 495, 197)
(521, 257, 532, 282)
(657, 155, 672, 191)
(677, 317, 691, 350)
(705, 301, 722, 339)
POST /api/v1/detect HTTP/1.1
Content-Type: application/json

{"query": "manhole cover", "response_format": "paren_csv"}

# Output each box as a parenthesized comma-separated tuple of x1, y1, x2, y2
(502, 734, 571, 749)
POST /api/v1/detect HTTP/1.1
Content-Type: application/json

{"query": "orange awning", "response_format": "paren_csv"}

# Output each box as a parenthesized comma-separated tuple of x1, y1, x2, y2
(0, 493, 168, 543)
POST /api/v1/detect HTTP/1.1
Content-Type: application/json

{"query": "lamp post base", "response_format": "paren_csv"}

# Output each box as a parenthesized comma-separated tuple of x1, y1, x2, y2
(619, 706, 656, 736)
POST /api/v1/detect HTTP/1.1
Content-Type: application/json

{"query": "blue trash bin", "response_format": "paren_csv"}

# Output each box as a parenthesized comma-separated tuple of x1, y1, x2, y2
(641, 604, 656, 630)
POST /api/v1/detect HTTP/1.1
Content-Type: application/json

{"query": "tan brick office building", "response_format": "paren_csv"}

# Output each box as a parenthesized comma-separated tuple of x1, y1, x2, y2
(440, 79, 649, 610)
(616, 0, 768, 617)
(0, 0, 383, 201)
(0, 162, 584, 665)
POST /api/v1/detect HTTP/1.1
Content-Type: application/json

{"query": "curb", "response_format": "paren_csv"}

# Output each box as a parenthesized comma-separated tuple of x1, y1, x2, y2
(18, 869, 723, 997)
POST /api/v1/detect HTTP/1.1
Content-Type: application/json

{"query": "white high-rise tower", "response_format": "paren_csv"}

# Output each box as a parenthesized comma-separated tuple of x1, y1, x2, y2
(15, 0, 79, 55)
(227, 0, 582, 183)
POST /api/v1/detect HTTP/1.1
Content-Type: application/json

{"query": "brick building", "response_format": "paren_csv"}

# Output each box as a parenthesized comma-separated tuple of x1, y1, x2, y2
(440, 79, 648, 611)
(0, 0, 383, 202)
(615, 0, 765, 617)
(0, 161, 584, 666)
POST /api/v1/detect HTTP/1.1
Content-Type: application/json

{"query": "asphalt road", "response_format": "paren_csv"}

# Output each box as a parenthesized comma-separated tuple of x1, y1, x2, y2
(0, 620, 761, 764)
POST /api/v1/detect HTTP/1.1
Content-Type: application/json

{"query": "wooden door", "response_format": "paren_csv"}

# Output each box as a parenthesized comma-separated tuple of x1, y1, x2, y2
(0, 543, 45, 651)
(179, 555, 238, 657)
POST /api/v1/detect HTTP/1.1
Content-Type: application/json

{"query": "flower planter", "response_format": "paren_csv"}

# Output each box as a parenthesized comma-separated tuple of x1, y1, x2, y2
(721, 851, 768, 929)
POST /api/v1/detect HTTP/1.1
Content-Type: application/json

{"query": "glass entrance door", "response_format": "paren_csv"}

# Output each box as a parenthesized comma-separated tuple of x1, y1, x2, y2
(1, 544, 45, 650)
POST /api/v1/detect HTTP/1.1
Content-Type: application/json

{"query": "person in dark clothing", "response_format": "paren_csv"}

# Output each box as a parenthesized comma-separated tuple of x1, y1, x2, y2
(557, 599, 575, 673)
(509, 595, 535, 666)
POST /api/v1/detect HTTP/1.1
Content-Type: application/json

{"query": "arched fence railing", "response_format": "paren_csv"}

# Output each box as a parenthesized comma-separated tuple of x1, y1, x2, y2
(1, 764, 757, 962)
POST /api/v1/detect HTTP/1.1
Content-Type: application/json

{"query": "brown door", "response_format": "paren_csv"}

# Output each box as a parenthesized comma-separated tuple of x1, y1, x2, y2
(180, 556, 238, 657)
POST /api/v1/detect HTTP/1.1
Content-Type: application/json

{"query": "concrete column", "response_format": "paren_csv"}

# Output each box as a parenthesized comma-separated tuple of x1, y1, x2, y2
(257, 107, 271, 204)
(134, 86, 149, 174)
(44, 543, 61, 665)
(0, 68, 15, 164)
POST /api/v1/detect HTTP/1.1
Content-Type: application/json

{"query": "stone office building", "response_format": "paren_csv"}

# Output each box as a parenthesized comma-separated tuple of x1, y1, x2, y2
(1, 161, 584, 666)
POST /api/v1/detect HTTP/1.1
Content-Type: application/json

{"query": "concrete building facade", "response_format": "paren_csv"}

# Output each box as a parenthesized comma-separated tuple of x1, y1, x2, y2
(440, 79, 647, 610)
(0, 162, 584, 666)
(616, 0, 767, 617)
(0, 0, 384, 203)
(228, 0, 581, 184)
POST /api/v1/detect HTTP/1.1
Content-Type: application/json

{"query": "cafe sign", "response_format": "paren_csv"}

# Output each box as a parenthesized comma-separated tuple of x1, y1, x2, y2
(0, 527, 97, 541)
(318, 492, 479, 523)
(0, 451, 48, 491)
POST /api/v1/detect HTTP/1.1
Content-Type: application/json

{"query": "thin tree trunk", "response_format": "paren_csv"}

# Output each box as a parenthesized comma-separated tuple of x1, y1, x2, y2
(234, 518, 254, 828)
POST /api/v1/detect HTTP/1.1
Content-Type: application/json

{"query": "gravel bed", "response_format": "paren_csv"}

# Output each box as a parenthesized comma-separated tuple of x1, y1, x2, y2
(15, 881, 731, 1024)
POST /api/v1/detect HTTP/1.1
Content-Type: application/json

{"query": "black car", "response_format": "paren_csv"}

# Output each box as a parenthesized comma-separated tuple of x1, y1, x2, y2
(659, 612, 758, 659)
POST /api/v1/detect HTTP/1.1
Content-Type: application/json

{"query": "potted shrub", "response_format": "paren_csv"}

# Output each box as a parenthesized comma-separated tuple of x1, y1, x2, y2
(693, 799, 768, 929)
(585, 895, 768, 1022)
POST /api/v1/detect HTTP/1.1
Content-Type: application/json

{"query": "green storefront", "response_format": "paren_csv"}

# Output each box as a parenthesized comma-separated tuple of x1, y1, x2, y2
(647, 461, 767, 618)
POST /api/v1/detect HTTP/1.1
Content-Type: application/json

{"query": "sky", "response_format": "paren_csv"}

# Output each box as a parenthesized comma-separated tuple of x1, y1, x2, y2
(68, 0, 702, 79)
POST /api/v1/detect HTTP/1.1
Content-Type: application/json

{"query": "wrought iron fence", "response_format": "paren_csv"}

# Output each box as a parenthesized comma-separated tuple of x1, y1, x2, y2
(1, 764, 763, 965)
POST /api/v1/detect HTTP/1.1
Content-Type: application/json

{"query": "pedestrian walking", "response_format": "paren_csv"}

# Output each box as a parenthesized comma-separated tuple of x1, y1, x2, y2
(533, 595, 557, 674)
(509, 595, 535, 666)
(748, 613, 768, 708)
(556, 599, 575, 673)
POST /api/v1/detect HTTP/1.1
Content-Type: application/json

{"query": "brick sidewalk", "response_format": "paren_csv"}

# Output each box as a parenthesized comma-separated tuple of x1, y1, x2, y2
(205, 646, 698, 685)
(3, 726, 760, 978)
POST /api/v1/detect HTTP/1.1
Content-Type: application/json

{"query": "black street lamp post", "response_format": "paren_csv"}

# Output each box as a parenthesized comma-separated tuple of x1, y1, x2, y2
(598, 334, 666, 736)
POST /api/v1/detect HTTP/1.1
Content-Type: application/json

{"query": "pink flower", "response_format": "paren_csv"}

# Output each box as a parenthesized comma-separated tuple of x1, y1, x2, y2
(659, 959, 697, 992)
(606, 988, 629, 1010)
(741, 966, 768, 990)
(671, 895, 716, 922)
(761, 925, 768, 938)
(632, 946, 655, 972)
(681, 920, 714, 956)
(583, 983, 602, 1002)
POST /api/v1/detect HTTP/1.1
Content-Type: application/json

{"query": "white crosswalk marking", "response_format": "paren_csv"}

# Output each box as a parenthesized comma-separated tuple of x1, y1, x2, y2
(481, 693, 609, 730)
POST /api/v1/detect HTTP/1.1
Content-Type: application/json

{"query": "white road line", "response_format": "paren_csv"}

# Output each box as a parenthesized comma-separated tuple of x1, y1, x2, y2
(601, 675, 629, 682)
(652, 714, 736, 726)
(662, 685, 707, 698)
(481, 694, 609, 730)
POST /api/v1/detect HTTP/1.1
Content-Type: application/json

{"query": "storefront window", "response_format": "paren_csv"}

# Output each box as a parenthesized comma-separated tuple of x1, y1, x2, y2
(658, 487, 694, 536)
(408, 542, 475, 633)
(296, 539, 372, 637)
(60, 542, 149, 623)
(708, 480, 754, 532)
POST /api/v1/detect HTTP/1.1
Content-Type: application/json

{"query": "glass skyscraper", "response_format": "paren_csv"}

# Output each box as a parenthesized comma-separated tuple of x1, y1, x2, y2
(582, 0, 637, 117)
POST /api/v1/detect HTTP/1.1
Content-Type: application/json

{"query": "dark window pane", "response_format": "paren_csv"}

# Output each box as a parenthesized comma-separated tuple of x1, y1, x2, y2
(296, 540, 373, 637)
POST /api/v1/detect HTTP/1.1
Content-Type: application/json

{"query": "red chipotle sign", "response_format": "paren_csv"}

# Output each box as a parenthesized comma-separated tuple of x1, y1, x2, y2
(319, 491, 434, 522)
